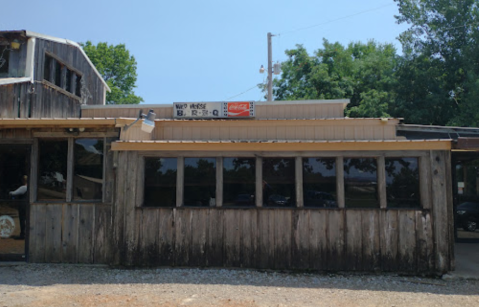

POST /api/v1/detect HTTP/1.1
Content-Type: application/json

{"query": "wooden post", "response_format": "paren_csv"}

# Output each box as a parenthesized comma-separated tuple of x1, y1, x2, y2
(176, 157, 184, 207)
(29, 138, 38, 203)
(377, 156, 387, 209)
(256, 156, 263, 207)
(295, 157, 303, 207)
(66, 137, 74, 202)
(336, 157, 345, 208)
(216, 157, 223, 207)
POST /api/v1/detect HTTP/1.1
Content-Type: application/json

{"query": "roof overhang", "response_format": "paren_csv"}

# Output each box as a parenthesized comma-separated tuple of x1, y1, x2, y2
(0, 118, 117, 129)
(111, 139, 452, 152)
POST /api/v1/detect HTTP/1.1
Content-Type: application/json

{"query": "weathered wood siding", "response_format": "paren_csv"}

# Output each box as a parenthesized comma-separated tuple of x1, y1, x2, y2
(111, 150, 454, 274)
(33, 38, 105, 108)
(0, 127, 33, 141)
(0, 37, 105, 119)
(28, 203, 112, 264)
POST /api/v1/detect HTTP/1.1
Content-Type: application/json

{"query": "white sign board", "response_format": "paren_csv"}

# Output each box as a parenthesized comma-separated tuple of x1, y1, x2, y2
(173, 102, 254, 119)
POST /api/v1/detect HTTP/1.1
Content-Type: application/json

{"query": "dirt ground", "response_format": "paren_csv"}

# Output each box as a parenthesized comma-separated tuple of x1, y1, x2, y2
(0, 263, 478, 307)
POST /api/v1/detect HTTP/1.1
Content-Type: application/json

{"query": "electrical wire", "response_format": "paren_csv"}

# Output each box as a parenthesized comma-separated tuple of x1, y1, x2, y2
(226, 84, 260, 101)
(279, 3, 395, 36)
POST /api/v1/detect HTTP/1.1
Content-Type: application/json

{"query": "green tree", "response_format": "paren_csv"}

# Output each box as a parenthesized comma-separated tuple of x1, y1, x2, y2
(393, 0, 479, 125)
(81, 41, 143, 105)
(270, 40, 397, 117)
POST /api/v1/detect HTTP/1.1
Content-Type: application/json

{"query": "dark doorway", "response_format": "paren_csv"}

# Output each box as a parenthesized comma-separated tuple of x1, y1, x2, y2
(0, 144, 30, 261)
(452, 151, 479, 242)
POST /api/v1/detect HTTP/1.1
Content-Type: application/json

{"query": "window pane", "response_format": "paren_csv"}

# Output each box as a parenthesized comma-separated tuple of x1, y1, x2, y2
(263, 158, 295, 207)
(303, 158, 337, 208)
(0, 46, 10, 77)
(43, 55, 51, 81)
(73, 139, 103, 201)
(184, 158, 216, 207)
(223, 158, 255, 207)
(144, 158, 177, 207)
(344, 158, 378, 208)
(38, 140, 68, 201)
(385, 157, 420, 208)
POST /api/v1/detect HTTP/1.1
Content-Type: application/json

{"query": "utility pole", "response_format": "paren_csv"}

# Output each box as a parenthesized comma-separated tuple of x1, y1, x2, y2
(267, 32, 274, 102)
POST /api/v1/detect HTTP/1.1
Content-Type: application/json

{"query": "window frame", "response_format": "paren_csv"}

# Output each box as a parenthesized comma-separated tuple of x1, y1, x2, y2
(42, 52, 83, 101)
(137, 151, 428, 210)
(34, 136, 108, 204)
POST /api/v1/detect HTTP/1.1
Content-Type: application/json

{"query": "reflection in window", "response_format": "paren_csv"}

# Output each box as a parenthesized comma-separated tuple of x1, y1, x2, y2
(385, 157, 420, 208)
(38, 140, 68, 201)
(73, 139, 104, 201)
(0, 46, 10, 77)
(303, 158, 337, 208)
(144, 158, 177, 207)
(263, 158, 295, 207)
(184, 158, 216, 207)
(344, 158, 378, 208)
(223, 158, 255, 207)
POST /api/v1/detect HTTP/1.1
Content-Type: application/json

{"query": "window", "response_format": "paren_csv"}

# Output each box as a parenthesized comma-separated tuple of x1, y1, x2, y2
(184, 158, 216, 207)
(73, 139, 104, 201)
(385, 157, 420, 208)
(223, 157, 255, 207)
(38, 139, 68, 201)
(43, 53, 82, 97)
(263, 158, 295, 207)
(303, 158, 337, 208)
(0, 45, 10, 77)
(37, 138, 107, 202)
(144, 158, 177, 207)
(344, 158, 379, 208)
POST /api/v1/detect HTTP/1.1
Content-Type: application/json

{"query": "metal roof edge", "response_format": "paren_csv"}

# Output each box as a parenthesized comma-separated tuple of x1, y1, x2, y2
(0, 77, 32, 86)
(24, 31, 111, 93)
(255, 99, 350, 106)
(81, 104, 174, 109)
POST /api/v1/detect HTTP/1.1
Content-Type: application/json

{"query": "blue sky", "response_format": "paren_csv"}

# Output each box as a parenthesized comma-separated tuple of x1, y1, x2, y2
(1, 0, 408, 105)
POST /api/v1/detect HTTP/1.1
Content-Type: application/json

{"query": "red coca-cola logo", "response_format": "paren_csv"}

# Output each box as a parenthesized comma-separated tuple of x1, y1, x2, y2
(227, 102, 250, 117)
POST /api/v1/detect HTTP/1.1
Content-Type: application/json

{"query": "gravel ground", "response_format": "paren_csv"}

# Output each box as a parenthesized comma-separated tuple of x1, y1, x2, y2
(0, 264, 478, 307)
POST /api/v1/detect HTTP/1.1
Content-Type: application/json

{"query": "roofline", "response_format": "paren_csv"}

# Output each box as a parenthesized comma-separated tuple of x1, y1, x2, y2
(0, 118, 117, 128)
(81, 99, 350, 110)
(21, 31, 111, 93)
(112, 139, 452, 152)
(398, 124, 479, 134)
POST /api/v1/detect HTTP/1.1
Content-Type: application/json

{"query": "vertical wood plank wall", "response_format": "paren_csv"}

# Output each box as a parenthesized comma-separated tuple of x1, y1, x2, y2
(0, 37, 106, 119)
(110, 150, 454, 274)
(29, 203, 112, 264)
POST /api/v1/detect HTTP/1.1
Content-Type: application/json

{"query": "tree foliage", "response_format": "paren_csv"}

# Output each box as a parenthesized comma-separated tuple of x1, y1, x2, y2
(272, 40, 397, 118)
(81, 41, 143, 105)
(393, 0, 479, 125)
(267, 1, 479, 126)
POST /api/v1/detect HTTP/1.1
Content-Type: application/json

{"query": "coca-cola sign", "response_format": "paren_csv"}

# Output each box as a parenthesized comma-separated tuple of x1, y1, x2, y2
(174, 101, 254, 119)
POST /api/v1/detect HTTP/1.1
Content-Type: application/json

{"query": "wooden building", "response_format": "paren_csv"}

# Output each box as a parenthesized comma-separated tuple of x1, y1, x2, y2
(0, 30, 109, 118)
(0, 31, 458, 274)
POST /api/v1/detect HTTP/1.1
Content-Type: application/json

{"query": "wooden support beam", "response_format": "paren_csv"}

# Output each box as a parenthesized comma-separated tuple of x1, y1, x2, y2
(336, 157, 345, 208)
(216, 157, 223, 207)
(176, 157, 184, 207)
(377, 156, 387, 209)
(255, 156, 263, 207)
(295, 157, 303, 207)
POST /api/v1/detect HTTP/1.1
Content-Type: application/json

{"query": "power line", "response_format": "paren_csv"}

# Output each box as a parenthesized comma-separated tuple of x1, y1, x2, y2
(226, 84, 260, 101)
(279, 3, 395, 36)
